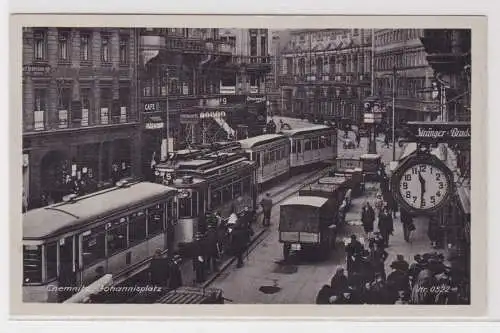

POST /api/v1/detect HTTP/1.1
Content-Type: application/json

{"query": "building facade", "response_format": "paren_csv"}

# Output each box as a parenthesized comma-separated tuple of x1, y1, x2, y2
(279, 29, 373, 124)
(138, 28, 272, 177)
(22, 27, 141, 210)
(374, 29, 438, 124)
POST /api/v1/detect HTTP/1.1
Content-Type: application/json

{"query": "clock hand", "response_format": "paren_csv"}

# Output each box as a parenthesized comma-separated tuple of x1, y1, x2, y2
(418, 172, 426, 194)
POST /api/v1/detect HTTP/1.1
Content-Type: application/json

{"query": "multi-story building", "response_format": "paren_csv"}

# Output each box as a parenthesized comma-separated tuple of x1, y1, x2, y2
(279, 29, 373, 124)
(138, 28, 272, 176)
(373, 29, 438, 124)
(22, 27, 140, 210)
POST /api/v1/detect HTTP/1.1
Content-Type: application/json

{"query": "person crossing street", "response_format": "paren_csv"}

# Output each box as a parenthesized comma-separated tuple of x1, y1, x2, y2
(260, 193, 273, 227)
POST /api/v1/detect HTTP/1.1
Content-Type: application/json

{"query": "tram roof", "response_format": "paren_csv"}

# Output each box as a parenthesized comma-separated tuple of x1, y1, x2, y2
(23, 182, 177, 240)
(280, 125, 332, 136)
(280, 196, 329, 208)
(238, 134, 286, 148)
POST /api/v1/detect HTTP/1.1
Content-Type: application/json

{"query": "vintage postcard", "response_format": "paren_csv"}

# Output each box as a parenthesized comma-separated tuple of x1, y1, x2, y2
(9, 14, 487, 319)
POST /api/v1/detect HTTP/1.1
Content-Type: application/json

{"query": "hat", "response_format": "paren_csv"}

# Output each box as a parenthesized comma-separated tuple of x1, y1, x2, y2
(396, 254, 405, 261)
(390, 261, 407, 271)
(350, 234, 357, 240)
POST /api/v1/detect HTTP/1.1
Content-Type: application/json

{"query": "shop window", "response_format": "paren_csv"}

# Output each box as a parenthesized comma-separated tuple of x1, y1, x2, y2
(148, 203, 165, 237)
(81, 226, 106, 266)
(129, 210, 147, 244)
(23, 245, 42, 284)
(46, 242, 58, 280)
(106, 218, 127, 256)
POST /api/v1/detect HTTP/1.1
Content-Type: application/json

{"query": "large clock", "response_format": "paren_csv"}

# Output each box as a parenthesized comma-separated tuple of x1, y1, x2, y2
(391, 152, 454, 214)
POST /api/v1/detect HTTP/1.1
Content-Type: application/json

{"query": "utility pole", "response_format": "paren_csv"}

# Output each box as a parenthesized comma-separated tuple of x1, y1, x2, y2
(392, 65, 396, 161)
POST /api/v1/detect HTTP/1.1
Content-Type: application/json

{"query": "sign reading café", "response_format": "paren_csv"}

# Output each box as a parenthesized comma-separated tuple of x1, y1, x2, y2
(405, 121, 471, 143)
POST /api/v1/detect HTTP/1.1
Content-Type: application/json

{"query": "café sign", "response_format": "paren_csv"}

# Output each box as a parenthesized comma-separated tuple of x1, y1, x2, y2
(144, 102, 160, 112)
(406, 121, 471, 143)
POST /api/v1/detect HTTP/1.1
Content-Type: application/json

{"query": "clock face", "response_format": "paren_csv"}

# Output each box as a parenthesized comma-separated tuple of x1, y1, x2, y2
(398, 163, 450, 210)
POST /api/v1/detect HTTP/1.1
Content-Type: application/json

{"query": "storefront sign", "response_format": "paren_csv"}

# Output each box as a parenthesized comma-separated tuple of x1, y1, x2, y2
(180, 113, 200, 124)
(145, 122, 164, 130)
(23, 64, 51, 76)
(144, 102, 160, 112)
(246, 96, 266, 103)
(406, 121, 471, 143)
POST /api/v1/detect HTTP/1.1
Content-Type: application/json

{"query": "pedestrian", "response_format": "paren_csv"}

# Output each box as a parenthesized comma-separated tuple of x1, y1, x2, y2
(345, 235, 364, 277)
(400, 209, 415, 243)
(260, 193, 273, 227)
(193, 232, 206, 283)
(427, 217, 440, 249)
(369, 273, 389, 304)
(384, 131, 390, 147)
(408, 254, 425, 288)
(330, 267, 349, 295)
(167, 255, 183, 290)
(374, 192, 385, 216)
(355, 132, 361, 148)
(386, 258, 410, 303)
(361, 202, 376, 239)
(149, 249, 169, 288)
(370, 242, 388, 281)
(206, 224, 220, 273)
(378, 207, 394, 247)
(231, 222, 249, 268)
(315, 284, 334, 304)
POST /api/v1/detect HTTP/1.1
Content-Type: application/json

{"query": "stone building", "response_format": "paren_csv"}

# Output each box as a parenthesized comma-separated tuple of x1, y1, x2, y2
(279, 29, 373, 124)
(373, 29, 438, 124)
(22, 27, 140, 209)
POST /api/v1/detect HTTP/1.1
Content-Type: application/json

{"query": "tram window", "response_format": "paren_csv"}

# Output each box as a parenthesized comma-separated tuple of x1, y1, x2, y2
(326, 136, 332, 146)
(211, 189, 222, 208)
(167, 199, 175, 219)
(256, 153, 261, 167)
(305, 140, 312, 151)
(148, 204, 165, 236)
(312, 138, 319, 150)
(106, 218, 128, 256)
(23, 245, 42, 284)
(178, 197, 192, 218)
(319, 137, 325, 149)
(263, 152, 269, 165)
(129, 210, 147, 245)
(270, 151, 275, 162)
(46, 242, 58, 280)
(291, 141, 296, 153)
(242, 177, 251, 194)
(276, 149, 281, 161)
(223, 185, 232, 203)
(82, 227, 106, 266)
(297, 140, 302, 153)
(192, 191, 199, 217)
(233, 181, 242, 198)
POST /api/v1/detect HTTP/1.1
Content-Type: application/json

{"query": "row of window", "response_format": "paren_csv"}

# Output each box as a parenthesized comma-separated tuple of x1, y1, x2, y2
(210, 175, 252, 210)
(291, 135, 334, 153)
(249, 35, 267, 57)
(32, 29, 130, 65)
(23, 201, 175, 284)
(178, 190, 202, 219)
(255, 145, 289, 167)
(376, 77, 426, 98)
(375, 50, 427, 71)
(285, 56, 367, 76)
(375, 29, 423, 47)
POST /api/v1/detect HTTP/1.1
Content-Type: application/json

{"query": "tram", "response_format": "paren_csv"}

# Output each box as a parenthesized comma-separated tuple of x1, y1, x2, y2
(280, 125, 337, 172)
(155, 150, 258, 239)
(22, 180, 177, 303)
(239, 134, 291, 187)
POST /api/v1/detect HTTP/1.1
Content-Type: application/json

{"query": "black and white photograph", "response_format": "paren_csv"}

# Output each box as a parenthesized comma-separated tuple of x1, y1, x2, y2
(12, 14, 486, 316)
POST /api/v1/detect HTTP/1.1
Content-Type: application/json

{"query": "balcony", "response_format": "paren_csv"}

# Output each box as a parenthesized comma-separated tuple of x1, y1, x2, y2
(231, 56, 272, 73)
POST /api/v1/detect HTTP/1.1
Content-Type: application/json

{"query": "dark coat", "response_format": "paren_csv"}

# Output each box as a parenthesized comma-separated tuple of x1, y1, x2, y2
(206, 228, 219, 257)
(231, 225, 249, 254)
(378, 212, 394, 235)
(260, 197, 273, 212)
(150, 257, 169, 286)
(345, 240, 364, 259)
(330, 273, 349, 294)
(167, 262, 183, 290)
(361, 206, 375, 232)
(316, 285, 334, 304)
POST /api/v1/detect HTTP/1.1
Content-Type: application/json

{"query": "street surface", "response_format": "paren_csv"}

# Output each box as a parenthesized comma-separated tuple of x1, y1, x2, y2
(209, 119, 438, 303)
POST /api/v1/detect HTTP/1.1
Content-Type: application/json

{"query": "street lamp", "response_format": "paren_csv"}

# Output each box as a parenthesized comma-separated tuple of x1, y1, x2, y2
(381, 66, 397, 161)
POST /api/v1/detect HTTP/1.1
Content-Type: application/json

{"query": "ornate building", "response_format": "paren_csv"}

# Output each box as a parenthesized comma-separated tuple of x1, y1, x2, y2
(22, 27, 140, 210)
(139, 28, 272, 176)
(374, 29, 438, 124)
(279, 29, 373, 124)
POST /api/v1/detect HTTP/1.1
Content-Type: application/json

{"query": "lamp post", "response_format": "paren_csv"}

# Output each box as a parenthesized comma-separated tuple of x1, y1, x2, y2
(391, 66, 396, 161)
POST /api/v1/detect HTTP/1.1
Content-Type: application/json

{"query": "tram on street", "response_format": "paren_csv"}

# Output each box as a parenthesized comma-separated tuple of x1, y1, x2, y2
(22, 180, 178, 303)
(155, 150, 258, 238)
(280, 125, 337, 172)
(239, 134, 291, 188)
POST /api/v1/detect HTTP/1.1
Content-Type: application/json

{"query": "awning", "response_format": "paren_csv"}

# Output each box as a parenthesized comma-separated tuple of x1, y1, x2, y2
(146, 116, 163, 123)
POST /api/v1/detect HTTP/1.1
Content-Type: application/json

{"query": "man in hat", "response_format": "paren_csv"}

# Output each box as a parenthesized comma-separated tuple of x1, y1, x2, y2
(150, 249, 169, 288)
(378, 207, 394, 247)
(206, 223, 220, 273)
(260, 193, 273, 227)
(345, 235, 364, 277)
(231, 221, 249, 268)
(386, 256, 411, 303)
(400, 209, 415, 243)
(361, 202, 375, 239)
(167, 255, 183, 290)
(330, 267, 349, 296)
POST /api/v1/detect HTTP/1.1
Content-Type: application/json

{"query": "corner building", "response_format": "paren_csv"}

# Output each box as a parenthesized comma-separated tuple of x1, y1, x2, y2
(22, 28, 141, 209)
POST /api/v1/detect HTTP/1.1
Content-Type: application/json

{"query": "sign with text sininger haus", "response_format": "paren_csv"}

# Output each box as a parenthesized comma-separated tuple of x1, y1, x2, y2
(405, 121, 471, 143)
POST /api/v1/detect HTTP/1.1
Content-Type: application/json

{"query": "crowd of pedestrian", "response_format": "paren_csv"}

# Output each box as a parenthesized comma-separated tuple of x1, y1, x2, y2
(316, 236, 469, 305)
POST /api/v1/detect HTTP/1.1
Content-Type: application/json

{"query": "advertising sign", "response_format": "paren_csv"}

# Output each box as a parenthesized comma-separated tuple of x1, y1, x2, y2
(405, 121, 471, 143)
